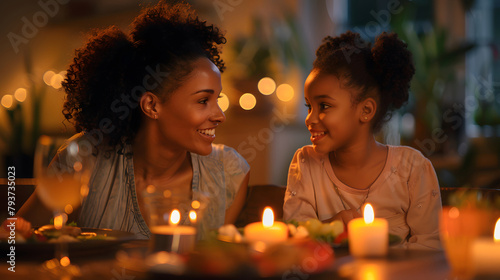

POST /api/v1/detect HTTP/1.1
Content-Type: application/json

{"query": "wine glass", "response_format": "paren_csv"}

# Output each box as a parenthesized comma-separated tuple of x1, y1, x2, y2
(34, 135, 92, 277)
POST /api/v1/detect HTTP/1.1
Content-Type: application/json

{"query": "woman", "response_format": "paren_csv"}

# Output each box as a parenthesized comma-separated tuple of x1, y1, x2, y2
(18, 1, 250, 239)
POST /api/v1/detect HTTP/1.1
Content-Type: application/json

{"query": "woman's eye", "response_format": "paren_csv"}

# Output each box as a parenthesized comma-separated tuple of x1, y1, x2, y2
(319, 103, 331, 110)
(199, 98, 208, 104)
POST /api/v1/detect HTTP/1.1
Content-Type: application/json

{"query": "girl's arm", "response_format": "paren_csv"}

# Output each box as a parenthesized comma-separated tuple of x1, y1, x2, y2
(405, 158, 442, 250)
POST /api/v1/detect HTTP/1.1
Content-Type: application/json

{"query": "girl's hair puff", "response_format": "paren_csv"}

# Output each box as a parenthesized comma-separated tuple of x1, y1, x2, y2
(313, 31, 415, 132)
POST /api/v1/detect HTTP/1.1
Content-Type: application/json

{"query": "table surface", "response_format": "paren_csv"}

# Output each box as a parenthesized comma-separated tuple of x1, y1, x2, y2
(0, 240, 497, 280)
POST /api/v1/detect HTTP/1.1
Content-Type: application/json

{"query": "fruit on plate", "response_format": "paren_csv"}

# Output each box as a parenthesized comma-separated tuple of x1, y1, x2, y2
(288, 219, 347, 245)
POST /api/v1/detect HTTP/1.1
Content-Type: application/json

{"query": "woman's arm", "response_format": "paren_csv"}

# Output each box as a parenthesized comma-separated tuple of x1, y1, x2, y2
(224, 172, 249, 224)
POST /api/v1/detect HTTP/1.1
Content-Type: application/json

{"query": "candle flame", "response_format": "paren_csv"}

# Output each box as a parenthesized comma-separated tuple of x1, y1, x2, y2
(170, 209, 181, 225)
(54, 214, 64, 230)
(494, 218, 500, 242)
(189, 210, 197, 223)
(363, 204, 374, 224)
(262, 207, 274, 227)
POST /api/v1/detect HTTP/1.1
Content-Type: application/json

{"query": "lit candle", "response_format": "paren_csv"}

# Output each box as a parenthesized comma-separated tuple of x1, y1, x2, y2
(472, 218, 500, 275)
(150, 209, 196, 254)
(244, 207, 288, 244)
(347, 204, 388, 257)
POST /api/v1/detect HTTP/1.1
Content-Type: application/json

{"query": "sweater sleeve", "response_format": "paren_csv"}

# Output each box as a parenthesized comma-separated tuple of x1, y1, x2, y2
(283, 148, 318, 222)
(405, 156, 442, 250)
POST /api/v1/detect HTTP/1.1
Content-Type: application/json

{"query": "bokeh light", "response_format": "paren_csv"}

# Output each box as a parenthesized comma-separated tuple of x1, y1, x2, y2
(218, 93, 229, 112)
(258, 77, 276, 95)
(14, 88, 27, 102)
(43, 71, 55, 86)
(239, 93, 256, 110)
(1, 95, 13, 109)
(50, 74, 64, 89)
(276, 84, 294, 102)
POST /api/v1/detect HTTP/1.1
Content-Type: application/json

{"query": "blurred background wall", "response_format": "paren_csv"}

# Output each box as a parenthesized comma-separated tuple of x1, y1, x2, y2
(0, 0, 499, 189)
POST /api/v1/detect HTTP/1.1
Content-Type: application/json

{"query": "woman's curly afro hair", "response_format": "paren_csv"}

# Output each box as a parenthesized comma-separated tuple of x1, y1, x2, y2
(62, 1, 226, 146)
(313, 31, 415, 132)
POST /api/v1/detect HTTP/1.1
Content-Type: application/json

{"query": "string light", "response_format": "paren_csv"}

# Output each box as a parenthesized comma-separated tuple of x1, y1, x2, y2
(1, 95, 13, 109)
(218, 93, 229, 112)
(14, 88, 27, 102)
(258, 77, 276, 95)
(239, 93, 256, 110)
(276, 84, 294, 102)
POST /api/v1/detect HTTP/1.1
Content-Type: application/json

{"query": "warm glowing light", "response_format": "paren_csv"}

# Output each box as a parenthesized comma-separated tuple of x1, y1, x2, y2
(146, 185, 156, 194)
(218, 93, 229, 112)
(494, 218, 500, 241)
(50, 74, 64, 89)
(43, 71, 56, 85)
(64, 204, 74, 214)
(45, 259, 57, 269)
(449, 207, 460, 219)
(258, 77, 276, 95)
(39, 135, 52, 146)
(239, 93, 256, 110)
(170, 209, 181, 225)
(276, 84, 294, 102)
(81, 184, 89, 197)
(163, 189, 172, 198)
(14, 88, 27, 102)
(262, 207, 274, 227)
(363, 204, 374, 224)
(360, 264, 381, 280)
(189, 210, 197, 223)
(191, 200, 201, 209)
(59, 70, 67, 77)
(73, 161, 82, 172)
(54, 214, 64, 230)
(1, 95, 13, 109)
(60, 256, 70, 267)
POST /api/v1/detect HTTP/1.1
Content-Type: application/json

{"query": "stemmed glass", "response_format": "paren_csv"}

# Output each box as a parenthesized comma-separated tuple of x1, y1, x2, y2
(34, 135, 92, 277)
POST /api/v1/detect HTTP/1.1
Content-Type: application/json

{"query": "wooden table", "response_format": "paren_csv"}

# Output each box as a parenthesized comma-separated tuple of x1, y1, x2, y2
(1, 240, 496, 280)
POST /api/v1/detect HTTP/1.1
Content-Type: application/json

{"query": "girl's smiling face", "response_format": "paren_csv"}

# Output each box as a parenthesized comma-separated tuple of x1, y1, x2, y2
(304, 70, 365, 154)
(156, 57, 225, 156)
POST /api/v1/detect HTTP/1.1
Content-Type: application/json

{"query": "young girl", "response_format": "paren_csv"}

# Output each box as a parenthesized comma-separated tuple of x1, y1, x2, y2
(283, 31, 442, 250)
(18, 1, 250, 239)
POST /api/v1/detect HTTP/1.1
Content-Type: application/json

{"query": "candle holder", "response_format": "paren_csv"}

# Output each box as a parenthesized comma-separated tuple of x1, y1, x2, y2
(143, 189, 209, 255)
(439, 206, 487, 278)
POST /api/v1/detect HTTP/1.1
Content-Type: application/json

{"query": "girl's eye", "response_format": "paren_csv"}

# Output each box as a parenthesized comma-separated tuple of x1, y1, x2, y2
(304, 103, 311, 110)
(199, 98, 208, 104)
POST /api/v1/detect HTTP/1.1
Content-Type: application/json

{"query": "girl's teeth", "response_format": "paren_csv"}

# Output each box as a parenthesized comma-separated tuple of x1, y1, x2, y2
(312, 132, 325, 137)
(198, 129, 215, 136)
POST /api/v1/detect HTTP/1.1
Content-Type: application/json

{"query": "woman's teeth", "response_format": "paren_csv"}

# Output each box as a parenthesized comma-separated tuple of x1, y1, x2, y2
(198, 129, 215, 136)
(312, 132, 326, 137)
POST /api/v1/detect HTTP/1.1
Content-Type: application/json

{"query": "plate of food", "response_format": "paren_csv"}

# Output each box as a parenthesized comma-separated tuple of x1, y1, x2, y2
(0, 224, 136, 259)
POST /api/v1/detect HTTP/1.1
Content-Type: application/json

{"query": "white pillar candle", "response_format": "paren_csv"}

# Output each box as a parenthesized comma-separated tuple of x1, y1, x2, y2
(244, 207, 288, 244)
(472, 218, 500, 275)
(348, 204, 388, 257)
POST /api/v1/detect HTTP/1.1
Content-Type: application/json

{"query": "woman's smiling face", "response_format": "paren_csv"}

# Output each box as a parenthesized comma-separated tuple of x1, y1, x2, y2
(304, 70, 364, 154)
(156, 57, 225, 156)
